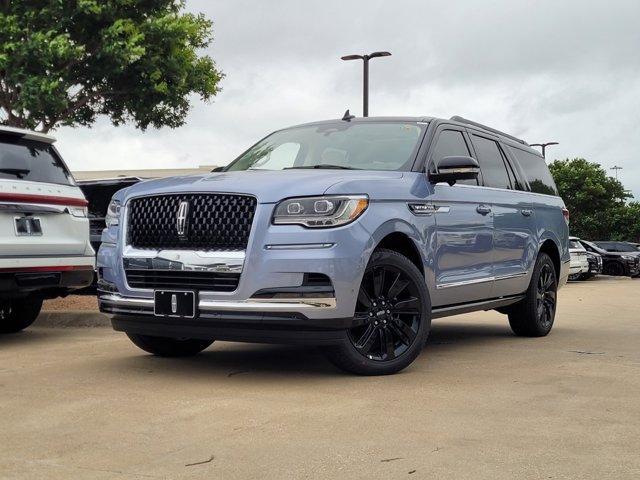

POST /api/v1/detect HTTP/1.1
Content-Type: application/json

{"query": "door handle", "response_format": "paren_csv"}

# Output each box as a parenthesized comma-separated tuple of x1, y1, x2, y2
(521, 209, 533, 217)
(476, 204, 492, 215)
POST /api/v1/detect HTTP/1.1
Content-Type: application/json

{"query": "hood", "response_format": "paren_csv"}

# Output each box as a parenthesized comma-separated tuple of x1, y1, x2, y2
(120, 169, 406, 203)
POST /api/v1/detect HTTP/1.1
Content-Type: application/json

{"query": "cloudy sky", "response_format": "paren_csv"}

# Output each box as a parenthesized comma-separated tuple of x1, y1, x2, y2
(56, 0, 640, 196)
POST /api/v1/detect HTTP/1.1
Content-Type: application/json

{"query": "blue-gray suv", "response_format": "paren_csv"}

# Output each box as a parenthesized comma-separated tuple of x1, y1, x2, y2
(97, 115, 570, 375)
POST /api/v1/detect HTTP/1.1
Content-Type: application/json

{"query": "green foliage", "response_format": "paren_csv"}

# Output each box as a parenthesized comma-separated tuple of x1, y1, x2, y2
(549, 158, 637, 241)
(0, 0, 223, 132)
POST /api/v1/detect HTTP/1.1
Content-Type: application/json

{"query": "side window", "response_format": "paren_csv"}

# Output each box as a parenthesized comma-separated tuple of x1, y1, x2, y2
(509, 147, 558, 196)
(471, 135, 511, 189)
(430, 129, 477, 185)
(500, 145, 524, 191)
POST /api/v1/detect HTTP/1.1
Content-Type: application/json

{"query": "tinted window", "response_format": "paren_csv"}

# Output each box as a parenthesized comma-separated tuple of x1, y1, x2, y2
(569, 240, 582, 249)
(0, 135, 75, 186)
(430, 130, 477, 185)
(227, 122, 425, 171)
(596, 241, 637, 253)
(509, 146, 558, 195)
(471, 135, 511, 189)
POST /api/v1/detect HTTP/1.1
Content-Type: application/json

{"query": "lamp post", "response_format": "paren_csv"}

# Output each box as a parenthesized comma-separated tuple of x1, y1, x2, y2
(529, 141, 559, 158)
(611, 165, 623, 180)
(341, 51, 391, 117)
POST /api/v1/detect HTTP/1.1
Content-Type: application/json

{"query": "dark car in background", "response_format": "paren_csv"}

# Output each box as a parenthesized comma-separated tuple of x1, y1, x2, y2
(578, 239, 640, 277)
(78, 177, 143, 252)
(594, 241, 640, 277)
(77, 177, 143, 291)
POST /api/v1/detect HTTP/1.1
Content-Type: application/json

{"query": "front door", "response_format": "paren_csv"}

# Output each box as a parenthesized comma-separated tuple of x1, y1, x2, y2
(427, 126, 495, 306)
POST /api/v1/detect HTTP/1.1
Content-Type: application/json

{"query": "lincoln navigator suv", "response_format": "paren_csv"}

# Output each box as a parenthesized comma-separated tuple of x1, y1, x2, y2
(97, 116, 569, 375)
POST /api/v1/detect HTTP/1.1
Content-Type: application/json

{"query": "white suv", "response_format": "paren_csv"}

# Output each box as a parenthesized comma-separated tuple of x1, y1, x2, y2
(568, 237, 589, 280)
(0, 126, 94, 333)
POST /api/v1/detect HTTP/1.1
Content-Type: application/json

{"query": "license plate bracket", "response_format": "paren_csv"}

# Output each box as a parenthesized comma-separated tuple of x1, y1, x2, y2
(154, 290, 197, 318)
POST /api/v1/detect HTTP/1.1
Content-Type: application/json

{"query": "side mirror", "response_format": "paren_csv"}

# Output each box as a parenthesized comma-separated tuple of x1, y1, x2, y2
(429, 156, 480, 186)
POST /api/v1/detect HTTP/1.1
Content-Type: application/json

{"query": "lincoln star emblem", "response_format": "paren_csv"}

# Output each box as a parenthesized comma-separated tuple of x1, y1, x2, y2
(176, 201, 190, 237)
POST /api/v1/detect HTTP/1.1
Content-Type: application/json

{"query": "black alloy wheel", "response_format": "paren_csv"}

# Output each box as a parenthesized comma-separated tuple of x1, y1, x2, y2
(536, 263, 557, 331)
(322, 248, 430, 375)
(349, 264, 422, 361)
(508, 252, 557, 337)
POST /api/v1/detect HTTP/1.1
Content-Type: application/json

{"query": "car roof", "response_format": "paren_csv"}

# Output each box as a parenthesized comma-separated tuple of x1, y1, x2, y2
(0, 125, 56, 144)
(285, 115, 542, 157)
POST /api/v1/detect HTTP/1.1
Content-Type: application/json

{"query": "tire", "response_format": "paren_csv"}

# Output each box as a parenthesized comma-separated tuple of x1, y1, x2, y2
(603, 261, 625, 277)
(508, 253, 557, 337)
(322, 248, 431, 376)
(126, 333, 214, 357)
(0, 298, 43, 334)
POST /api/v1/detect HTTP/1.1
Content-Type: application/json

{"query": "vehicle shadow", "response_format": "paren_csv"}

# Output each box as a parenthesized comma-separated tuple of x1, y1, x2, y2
(100, 321, 535, 379)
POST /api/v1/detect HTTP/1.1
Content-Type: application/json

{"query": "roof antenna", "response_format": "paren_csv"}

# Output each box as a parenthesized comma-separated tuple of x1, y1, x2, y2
(342, 109, 355, 121)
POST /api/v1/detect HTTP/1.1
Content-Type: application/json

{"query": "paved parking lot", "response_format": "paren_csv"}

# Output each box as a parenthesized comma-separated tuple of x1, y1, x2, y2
(1, 277, 639, 479)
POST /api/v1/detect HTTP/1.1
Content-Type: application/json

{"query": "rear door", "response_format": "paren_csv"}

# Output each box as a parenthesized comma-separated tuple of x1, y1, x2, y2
(0, 133, 89, 257)
(468, 133, 537, 297)
(428, 125, 494, 306)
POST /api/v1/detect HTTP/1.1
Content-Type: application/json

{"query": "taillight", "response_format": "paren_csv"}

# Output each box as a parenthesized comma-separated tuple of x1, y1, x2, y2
(562, 207, 570, 224)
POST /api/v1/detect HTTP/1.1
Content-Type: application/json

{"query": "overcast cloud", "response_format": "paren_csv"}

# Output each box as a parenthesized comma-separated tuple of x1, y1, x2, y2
(56, 0, 640, 196)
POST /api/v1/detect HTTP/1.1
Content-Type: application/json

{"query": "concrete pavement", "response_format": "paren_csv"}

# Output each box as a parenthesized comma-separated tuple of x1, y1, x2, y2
(1, 276, 638, 479)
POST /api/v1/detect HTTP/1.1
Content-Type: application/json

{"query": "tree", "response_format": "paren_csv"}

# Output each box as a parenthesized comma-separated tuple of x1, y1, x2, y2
(548, 158, 634, 240)
(0, 0, 223, 132)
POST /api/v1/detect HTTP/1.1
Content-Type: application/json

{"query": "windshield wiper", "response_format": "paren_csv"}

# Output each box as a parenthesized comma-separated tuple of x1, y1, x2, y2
(0, 168, 30, 178)
(286, 164, 357, 170)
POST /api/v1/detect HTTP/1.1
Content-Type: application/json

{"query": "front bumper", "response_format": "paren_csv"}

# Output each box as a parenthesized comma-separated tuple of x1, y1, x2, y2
(100, 293, 352, 345)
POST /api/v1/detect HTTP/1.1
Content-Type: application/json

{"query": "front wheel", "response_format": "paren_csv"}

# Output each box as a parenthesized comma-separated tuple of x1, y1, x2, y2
(126, 333, 214, 357)
(508, 253, 557, 337)
(323, 249, 431, 375)
(0, 298, 43, 334)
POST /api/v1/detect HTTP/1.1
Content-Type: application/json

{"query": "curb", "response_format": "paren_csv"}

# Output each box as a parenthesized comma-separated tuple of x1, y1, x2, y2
(36, 311, 110, 328)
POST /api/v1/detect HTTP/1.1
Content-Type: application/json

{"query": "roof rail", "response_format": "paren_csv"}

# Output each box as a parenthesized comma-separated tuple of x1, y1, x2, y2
(450, 116, 527, 145)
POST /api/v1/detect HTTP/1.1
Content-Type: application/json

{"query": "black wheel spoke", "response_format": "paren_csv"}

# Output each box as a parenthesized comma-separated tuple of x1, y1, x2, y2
(387, 274, 409, 300)
(373, 267, 385, 297)
(357, 287, 372, 309)
(380, 329, 395, 360)
(355, 324, 377, 354)
(390, 318, 415, 345)
(394, 297, 419, 310)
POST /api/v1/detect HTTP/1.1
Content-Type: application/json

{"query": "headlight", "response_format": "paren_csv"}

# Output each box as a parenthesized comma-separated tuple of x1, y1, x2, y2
(622, 255, 635, 261)
(105, 200, 122, 227)
(273, 195, 368, 228)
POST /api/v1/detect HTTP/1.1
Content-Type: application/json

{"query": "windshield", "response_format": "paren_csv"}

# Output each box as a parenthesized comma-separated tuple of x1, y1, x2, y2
(0, 135, 75, 186)
(226, 122, 425, 172)
(596, 241, 637, 252)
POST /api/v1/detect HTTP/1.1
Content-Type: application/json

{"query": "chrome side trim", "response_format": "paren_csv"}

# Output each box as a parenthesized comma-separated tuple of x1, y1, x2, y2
(99, 294, 336, 312)
(494, 271, 528, 281)
(122, 245, 245, 273)
(264, 243, 334, 250)
(436, 276, 495, 290)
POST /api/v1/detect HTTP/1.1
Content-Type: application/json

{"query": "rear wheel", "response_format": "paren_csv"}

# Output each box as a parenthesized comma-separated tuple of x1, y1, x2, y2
(508, 253, 557, 337)
(126, 333, 214, 357)
(0, 298, 43, 334)
(323, 249, 430, 375)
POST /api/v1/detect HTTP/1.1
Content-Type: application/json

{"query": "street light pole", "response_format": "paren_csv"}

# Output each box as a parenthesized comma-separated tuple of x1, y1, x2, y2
(611, 165, 623, 180)
(341, 51, 391, 117)
(529, 141, 559, 159)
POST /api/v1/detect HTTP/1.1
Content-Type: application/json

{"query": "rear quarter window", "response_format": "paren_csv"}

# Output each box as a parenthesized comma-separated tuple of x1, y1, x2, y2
(509, 146, 558, 196)
(0, 134, 75, 186)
